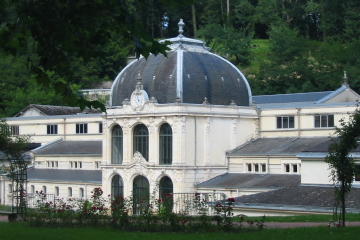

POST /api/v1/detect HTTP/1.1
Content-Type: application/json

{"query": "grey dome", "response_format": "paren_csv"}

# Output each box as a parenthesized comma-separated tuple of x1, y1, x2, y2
(110, 21, 252, 107)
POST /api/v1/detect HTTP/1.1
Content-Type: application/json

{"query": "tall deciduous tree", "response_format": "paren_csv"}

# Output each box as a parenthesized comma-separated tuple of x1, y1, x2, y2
(325, 95, 360, 227)
(0, 0, 192, 112)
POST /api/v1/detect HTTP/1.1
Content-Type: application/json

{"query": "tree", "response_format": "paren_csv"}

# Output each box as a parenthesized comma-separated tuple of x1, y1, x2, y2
(325, 93, 360, 227)
(0, 0, 192, 112)
(0, 119, 32, 219)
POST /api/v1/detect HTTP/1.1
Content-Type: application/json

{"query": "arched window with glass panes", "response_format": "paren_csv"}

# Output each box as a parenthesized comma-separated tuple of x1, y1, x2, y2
(111, 174, 124, 198)
(133, 124, 149, 160)
(112, 125, 123, 164)
(159, 123, 172, 165)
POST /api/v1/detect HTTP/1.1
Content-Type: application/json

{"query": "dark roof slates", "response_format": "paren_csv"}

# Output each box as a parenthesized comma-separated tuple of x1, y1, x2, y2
(34, 141, 102, 155)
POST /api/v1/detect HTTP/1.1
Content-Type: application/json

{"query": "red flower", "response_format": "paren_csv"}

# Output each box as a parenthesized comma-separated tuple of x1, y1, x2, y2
(227, 198, 235, 203)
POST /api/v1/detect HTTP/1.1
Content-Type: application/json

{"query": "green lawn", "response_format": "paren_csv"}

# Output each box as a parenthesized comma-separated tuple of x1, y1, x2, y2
(264, 213, 360, 223)
(0, 222, 360, 240)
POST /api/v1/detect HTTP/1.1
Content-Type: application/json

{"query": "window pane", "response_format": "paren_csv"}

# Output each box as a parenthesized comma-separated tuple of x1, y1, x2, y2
(254, 164, 259, 172)
(277, 117, 282, 128)
(134, 124, 149, 160)
(261, 164, 266, 172)
(160, 124, 172, 164)
(283, 117, 288, 128)
(328, 115, 334, 127)
(321, 115, 327, 127)
(247, 164, 252, 172)
(112, 125, 123, 164)
(289, 117, 294, 128)
(315, 115, 320, 128)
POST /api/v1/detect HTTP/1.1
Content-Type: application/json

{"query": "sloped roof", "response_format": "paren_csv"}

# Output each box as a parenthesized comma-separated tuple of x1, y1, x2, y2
(252, 91, 332, 104)
(14, 104, 102, 117)
(227, 137, 330, 156)
(33, 141, 102, 156)
(27, 169, 101, 183)
(234, 185, 360, 209)
(196, 173, 300, 189)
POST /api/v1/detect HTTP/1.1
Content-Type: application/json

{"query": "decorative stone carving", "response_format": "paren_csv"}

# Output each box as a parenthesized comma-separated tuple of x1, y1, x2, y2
(254, 118, 260, 138)
(132, 151, 148, 165)
(181, 116, 186, 133)
(122, 98, 130, 105)
(172, 116, 178, 133)
(173, 169, 186, 183)
(205, 169, 211, 181)
(102, 168, 107, 181)
(205, 117, 210, 134)
(202, 97, 209, 105)
(123, 118, 129, 134)
(149, 117, 155, 134)
(232, 118, 237, 135)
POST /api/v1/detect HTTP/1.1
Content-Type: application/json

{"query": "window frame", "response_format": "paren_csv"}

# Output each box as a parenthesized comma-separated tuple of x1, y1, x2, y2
(159, 123, 172, 165)
(133, 124, 149, 161)
(276, 116, 295, 129)
(47, 124, 58, 134)
(112, 125, 123, 164)
(76, 123, 88, 134)
(79, 188, 84, 198)
(99, 123, 103, 133)
(314, 114, 334, 128)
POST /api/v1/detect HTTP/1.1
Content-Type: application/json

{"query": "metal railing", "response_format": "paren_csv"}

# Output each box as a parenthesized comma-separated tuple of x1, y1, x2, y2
(26, 194, 56, 209)
(169, 192, 226, 216)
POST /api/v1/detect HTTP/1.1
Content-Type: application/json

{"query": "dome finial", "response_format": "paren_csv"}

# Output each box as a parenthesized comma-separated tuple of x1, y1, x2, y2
(178, 19, 185, 37)
(343, 71, 349, 87)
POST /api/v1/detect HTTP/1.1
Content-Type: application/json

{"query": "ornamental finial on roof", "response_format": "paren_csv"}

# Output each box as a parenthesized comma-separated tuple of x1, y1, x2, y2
(178, 19, 185, 37)
(343, 71, 349, 87)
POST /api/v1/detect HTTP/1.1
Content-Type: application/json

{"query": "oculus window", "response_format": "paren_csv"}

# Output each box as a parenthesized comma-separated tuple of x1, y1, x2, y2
(314, 115, 334, 128)
(112, 125, 123, 164)
(133, 124, 149, 160)
(277, 116, 294, 129)
(159, 123, 172, 165)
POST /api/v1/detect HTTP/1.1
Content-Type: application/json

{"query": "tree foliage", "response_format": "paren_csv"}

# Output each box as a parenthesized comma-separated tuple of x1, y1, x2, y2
(1, 0, 360, 116)
(0, 0, 192, 113)
(325, 104, 360, 227)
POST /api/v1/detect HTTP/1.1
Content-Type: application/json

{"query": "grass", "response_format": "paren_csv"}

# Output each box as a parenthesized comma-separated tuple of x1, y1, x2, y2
(0, 222, 360, 240)
(264, 213, 360, 223)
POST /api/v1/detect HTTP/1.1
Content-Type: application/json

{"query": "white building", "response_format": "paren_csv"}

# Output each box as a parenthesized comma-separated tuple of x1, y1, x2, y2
(1, 20, 360, 215)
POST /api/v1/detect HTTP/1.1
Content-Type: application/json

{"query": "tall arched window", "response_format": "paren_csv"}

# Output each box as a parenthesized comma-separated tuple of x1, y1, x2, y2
(133, 175, 150, 214)
(133, 124, 149, 160)
(159, 176, 173, 197)
(159, 123, 172, 165)
(112, 125, 123, 164)
(111, 175, 124, 198)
